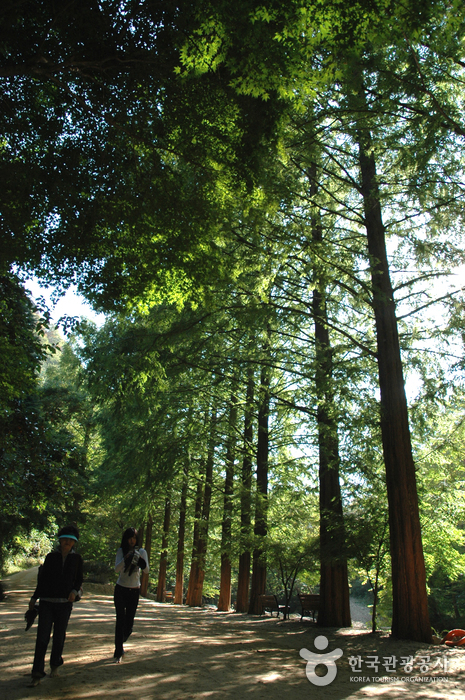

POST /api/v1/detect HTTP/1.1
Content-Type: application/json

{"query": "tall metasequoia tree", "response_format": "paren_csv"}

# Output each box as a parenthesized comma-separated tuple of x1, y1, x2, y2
(138, 520, 145, 545)
(354, 76, 432, 642)
(156, 496, 171, 602)
(248, 354, 270, 615)
(218, 387, 238, 611)
(174, 464, 189, 604)
(310, 172, 351, 627)
(186, 409, 216, 607)
(185, 477, 203, 606)
(140, 514, 153, 598)
(236, 365, 254, 612)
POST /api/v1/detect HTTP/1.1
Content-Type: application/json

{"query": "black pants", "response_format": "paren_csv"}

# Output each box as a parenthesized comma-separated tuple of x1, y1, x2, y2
(114, 584, 140, 657)
(32, 601, 72, 677)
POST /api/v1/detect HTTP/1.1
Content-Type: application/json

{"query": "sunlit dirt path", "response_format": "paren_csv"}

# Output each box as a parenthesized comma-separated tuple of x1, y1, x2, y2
(1, 570, 464, 700)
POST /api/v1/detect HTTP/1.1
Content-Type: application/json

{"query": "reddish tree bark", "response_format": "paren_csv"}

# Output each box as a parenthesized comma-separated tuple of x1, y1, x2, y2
(174, 465, 189, 605)
(138, 522, 145, 551)
(310, 173, 351, 628)
(313, 301, 351, 627)
(186, 410, 216, 607)
(236, 366, 254, 612)
(140, 513, 153, 598)
(144, 515, 153, 565)
(156, 496, 171, 602)
(248, 360, 270, 615)
(185, 477, 203, 606)
(218, 388, 238, 612)
(356, 93, 432, 642)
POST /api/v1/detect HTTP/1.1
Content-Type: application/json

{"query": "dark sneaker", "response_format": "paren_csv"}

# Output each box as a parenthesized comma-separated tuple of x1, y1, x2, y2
(27, 677, 41, 687)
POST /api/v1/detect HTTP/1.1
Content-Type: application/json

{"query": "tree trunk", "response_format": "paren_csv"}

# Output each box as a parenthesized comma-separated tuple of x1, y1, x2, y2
(356, 87, 432, 642)
(236, 366, 254, 612)
(218, 387, 238, 612)
(156, 496, 171, 602)
(185, 477, 204, 606)
(248, 358, 270, 615)
(186, 410, 216, 607)
(140, 513, 153, 598)
(372, 569, 380, 634)
(314, 291, 351, 628)
(310, 172, 351, 628)
(138, 522, 145, 551)
(174, 464, 189, 605)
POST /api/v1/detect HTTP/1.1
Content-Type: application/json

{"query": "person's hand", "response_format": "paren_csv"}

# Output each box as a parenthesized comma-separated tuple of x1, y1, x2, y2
(68, 591, 76, 603)
(29, 597, 37, 611)
(131, 550, 140, 566)
(124, 550, 134, 561)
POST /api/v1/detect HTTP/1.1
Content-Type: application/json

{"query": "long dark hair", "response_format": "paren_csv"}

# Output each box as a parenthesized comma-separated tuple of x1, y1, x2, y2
(120, 527, 139, 555)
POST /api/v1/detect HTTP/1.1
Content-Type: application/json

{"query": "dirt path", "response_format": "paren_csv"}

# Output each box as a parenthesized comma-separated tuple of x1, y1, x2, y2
(1, 571, 464, 700)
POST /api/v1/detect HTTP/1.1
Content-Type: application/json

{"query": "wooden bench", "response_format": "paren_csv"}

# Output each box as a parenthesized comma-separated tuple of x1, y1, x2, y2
(164, 591, 173, 603)
(259, 594, 290, 619)
(298, 593, 320, 621)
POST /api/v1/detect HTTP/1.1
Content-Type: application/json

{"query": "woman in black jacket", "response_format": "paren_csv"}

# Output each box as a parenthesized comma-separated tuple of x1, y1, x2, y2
(28, 525, 83, 687)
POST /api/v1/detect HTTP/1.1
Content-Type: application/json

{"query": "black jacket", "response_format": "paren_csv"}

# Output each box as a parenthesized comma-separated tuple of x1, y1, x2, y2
(32, 550, 83, 600)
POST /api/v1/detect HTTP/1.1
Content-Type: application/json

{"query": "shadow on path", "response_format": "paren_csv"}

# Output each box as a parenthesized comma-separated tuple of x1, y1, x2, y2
(1, 575, 464, 700)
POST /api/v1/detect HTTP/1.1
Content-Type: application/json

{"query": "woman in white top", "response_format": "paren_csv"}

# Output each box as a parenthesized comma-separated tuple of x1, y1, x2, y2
(113, 527, 149, 662)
